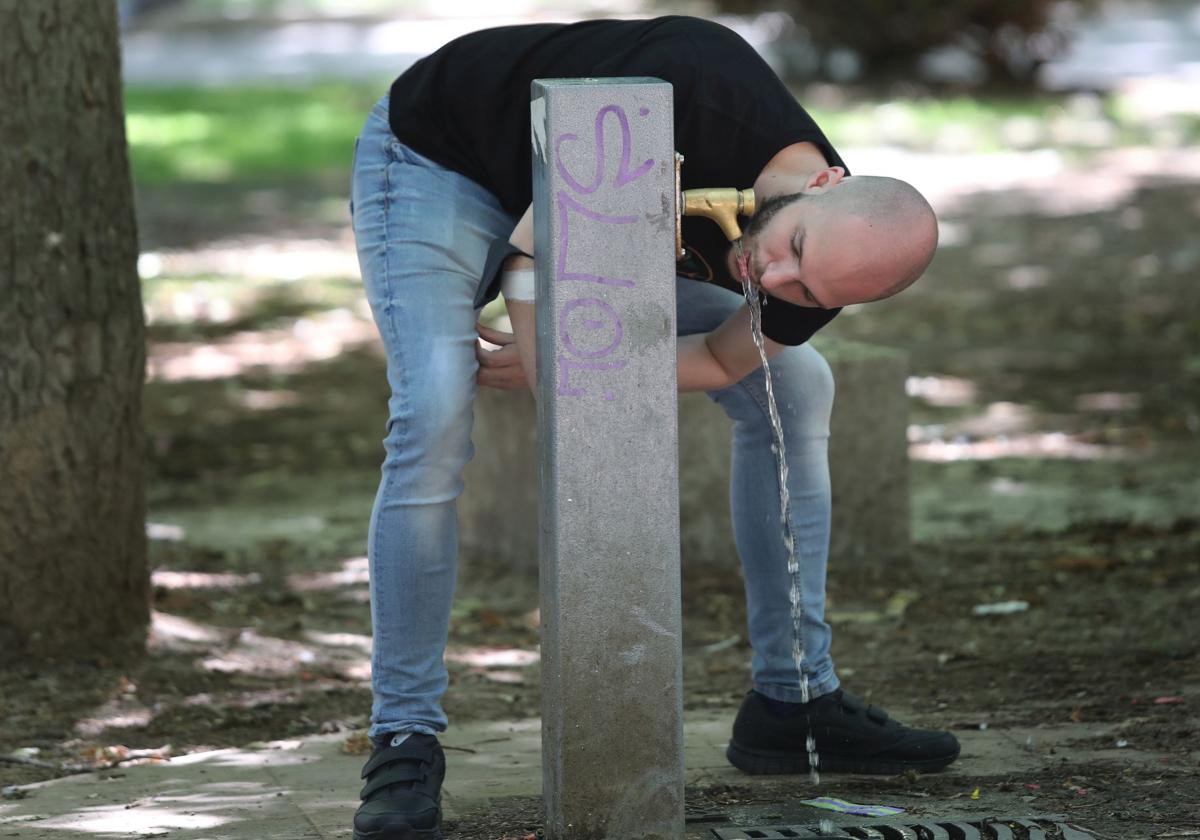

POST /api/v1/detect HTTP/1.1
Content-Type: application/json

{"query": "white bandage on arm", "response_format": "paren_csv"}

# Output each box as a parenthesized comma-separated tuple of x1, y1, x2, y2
(500, 267, 536, 302)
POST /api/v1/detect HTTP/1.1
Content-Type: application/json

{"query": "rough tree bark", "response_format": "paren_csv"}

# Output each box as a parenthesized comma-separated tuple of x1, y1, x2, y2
(0, 0, 147, 659)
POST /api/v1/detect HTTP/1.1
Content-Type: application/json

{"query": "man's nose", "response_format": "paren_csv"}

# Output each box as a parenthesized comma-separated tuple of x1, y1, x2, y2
(760, 261, 793, 289)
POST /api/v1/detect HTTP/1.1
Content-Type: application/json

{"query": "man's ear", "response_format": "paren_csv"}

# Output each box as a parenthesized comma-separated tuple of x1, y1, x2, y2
(803, 166, 846, 193)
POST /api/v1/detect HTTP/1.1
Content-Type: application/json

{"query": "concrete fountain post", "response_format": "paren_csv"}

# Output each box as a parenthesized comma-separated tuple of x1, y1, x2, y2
(530, 78, 685, 840)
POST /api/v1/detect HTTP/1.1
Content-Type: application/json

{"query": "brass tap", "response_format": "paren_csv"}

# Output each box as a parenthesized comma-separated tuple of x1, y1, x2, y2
(674, 154, 756, 259)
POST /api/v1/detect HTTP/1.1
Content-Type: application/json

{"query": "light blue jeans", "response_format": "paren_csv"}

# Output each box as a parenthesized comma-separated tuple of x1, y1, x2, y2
(351, 96, 839, 742)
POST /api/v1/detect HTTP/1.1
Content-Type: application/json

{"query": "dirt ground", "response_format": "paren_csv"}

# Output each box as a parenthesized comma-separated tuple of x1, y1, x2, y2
(2, 168, 1198, 837)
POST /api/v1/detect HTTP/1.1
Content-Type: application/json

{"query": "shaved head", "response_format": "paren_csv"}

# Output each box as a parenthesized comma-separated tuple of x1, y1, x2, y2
(812, 175, 938, 299)
(743, 175, 939, 306)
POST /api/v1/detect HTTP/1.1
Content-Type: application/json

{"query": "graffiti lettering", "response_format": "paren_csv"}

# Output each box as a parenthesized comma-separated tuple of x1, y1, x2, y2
(554, 104, 654, 195)
(554, 103, 653, 399)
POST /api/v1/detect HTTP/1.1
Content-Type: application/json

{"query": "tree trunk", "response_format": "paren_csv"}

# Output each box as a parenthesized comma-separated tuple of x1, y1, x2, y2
(0, 0, 147, 660)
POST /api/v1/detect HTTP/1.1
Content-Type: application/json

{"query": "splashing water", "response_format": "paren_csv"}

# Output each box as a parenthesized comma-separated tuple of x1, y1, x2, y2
(734, 240, 820, 784)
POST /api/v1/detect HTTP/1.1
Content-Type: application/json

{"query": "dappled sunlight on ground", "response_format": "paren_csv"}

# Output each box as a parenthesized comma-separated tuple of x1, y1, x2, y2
(139, 235, 359, 283)
(46, 598, 546, 761)
(909, 432, 1124, 462)
(302, 629, 371, 652)
(152, 570, 262, 589)
(906, 401, 1129, 461)
(145, 581, 538, 688)
(237, 388, 304, 410)
(149, 610, 229, 647)
(182, 623, 540, 681)
(26, 775, 307, 834)
(147, 309, 377, 381)
(447, 647, 540, 668)
(905, 374, 978, 407)
(199, 628, 362, 678)
(188, 749, 312, 769)
(287, 556, 370, 591)
(74, 703, 155, 739)
(146, 522, 186, 541)
(38, 804, 229, 833)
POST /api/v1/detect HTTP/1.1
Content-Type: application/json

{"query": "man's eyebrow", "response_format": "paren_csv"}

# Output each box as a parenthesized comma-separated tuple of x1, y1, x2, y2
(791, 231, 826, 308)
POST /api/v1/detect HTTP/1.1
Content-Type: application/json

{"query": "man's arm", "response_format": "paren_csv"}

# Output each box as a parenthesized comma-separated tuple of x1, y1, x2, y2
(479, 206, 787, 393)
(474, 205, 535, 391)
(678, 306, 786, 391)
(503, 205, 537, 386)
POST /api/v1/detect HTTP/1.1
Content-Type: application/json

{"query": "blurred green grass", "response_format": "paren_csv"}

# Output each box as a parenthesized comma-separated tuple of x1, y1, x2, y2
(124, 83, 385, 184)
(123, 83, 1198, 186)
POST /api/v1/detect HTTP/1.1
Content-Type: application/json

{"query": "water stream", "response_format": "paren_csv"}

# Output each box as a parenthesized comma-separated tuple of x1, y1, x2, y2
(734, 241, 821, 784)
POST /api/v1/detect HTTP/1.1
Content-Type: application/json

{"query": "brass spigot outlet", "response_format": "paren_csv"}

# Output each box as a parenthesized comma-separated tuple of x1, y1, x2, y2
(683, 187, 756, 243)
(673, 155, 756, 259)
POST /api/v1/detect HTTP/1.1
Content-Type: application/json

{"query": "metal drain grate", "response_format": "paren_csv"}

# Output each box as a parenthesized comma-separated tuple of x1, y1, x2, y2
(712, 816, 1097, 840)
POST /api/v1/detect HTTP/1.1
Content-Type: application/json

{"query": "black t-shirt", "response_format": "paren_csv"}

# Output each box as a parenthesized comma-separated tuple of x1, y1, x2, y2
(388, 16, 846, 345)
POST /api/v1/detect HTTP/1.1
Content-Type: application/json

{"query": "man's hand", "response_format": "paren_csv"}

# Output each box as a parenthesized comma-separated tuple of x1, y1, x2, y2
(475, 321, 530, 391)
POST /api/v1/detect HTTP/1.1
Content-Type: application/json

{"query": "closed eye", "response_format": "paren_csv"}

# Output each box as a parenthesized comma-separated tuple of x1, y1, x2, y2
(792, 231, 824, 308)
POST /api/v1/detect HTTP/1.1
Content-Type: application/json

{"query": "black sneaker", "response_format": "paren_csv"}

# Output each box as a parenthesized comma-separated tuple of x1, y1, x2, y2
(727, 689, 960, 775)
(353, 733, 445, 840)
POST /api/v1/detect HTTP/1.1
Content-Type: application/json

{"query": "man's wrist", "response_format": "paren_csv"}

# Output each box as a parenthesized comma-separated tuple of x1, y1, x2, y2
(502, 253, 534, 271)
(501, 266, 536, 302)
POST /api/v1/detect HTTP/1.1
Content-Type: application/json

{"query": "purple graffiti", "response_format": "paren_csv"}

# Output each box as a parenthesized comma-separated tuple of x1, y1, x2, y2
(554, 104, 654, 194)
(556, 190, 637, 288)
(553, 102, 653, 398)
(559, 298, 623, 359)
